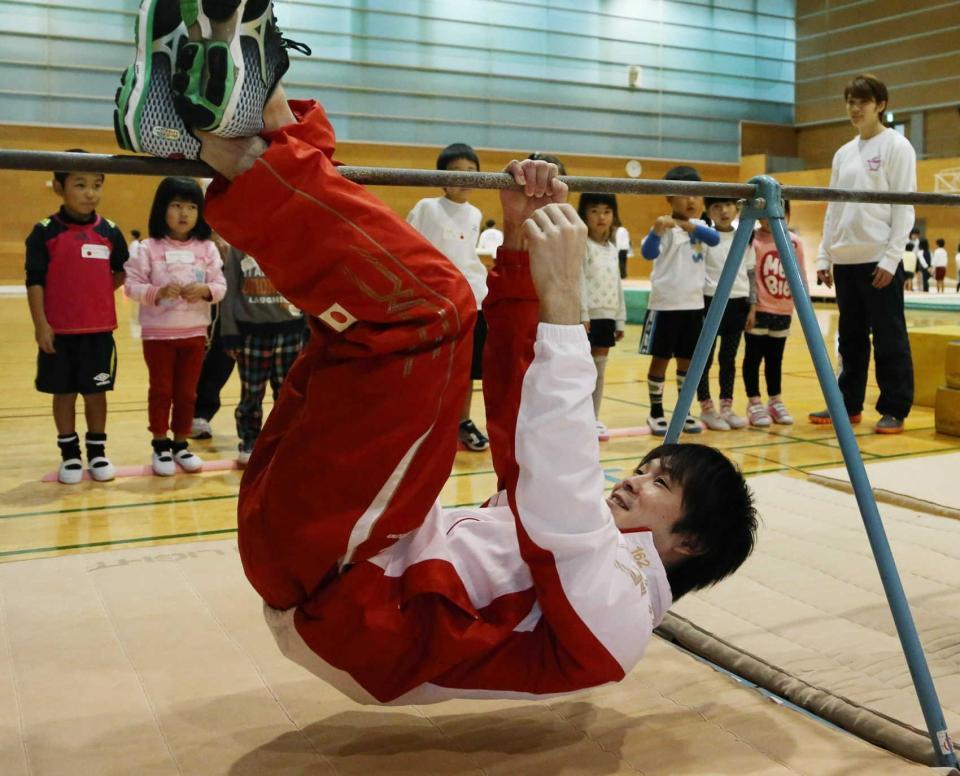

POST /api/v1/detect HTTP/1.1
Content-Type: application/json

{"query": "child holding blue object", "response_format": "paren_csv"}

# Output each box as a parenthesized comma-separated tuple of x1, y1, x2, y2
(639, 166, 720, 436)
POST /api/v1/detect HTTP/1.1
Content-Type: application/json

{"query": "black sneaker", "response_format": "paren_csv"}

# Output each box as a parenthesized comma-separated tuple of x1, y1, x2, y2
(459, 420, 489, 452)
(173, 0, 311, 136)
(114, 0, 201, 158)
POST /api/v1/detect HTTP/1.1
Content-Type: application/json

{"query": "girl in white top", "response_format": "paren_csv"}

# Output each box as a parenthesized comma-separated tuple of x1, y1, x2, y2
(932, 239, 949, 293)
(813, 74, 916, 434)
(577, 193, 627, 436)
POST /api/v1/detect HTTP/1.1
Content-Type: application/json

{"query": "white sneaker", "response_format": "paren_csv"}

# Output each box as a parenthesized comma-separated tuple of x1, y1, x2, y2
(646, 415, 668, 437)
(190, 418, 212, 439)
(237, 448, 252, 466)
(746, 401, 772, 427)
(682, 415, 703, 434)
(595, 421, 608, 439)
(719, 399, 748, 429)
(88, 456, 116, 482)
(152, 449, 176, 477)
(174, 446, 203, 473)
(767, 399, 794, 425)
(58, 457, 84, 485)
(700, 402, 731, 431)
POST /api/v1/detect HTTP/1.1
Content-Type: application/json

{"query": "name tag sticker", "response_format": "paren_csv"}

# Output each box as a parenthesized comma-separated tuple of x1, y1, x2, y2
(81, 244, 110, 260)
(164, 250, 196, 265)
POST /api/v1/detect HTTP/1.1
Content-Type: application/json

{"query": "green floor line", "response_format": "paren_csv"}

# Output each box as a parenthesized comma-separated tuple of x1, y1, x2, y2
(0, 492, 239, 521)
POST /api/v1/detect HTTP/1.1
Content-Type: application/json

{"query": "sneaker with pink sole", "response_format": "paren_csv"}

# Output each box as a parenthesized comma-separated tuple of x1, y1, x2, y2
(767, 399, 794, 425)
(719, 398, 748, 429)
(746, 400, 772, 427)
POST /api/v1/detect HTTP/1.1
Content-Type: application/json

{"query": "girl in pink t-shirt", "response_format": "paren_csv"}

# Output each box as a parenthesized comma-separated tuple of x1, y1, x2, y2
(125, 177, 226, 475)
(743, 201, 807, 427)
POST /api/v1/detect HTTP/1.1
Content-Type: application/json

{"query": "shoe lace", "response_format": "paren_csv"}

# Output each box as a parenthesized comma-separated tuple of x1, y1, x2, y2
(272, 16, 312, 56)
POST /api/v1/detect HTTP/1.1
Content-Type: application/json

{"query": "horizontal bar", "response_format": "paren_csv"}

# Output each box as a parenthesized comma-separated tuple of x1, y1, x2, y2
(3, 148, 960, 207)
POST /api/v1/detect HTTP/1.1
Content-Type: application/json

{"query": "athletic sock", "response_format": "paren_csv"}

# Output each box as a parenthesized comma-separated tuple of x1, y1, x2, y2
(592, 355, 608, 417)
(648, 375, 665, 418)
(152, 438, 172, 454)
(57, 433, 82, 461)
(85, 432, 108, 461)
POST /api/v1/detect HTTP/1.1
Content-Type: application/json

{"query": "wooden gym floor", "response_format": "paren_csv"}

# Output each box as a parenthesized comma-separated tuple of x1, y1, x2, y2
(1, 292, 958, 562)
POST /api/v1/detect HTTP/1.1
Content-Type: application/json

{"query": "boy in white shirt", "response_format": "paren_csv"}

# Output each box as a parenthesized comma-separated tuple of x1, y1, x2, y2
(407, 143, 488, 451)
(476, 219, 504, 258)
(639, 167, 720, 436)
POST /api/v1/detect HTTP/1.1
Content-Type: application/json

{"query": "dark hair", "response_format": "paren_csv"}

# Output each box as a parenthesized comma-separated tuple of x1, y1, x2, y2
(577, 192, 619, 243)
(937, 238, 945, 248)
(148, 177, 211, 240)
(905, 242, 914, 251)
(704, 197, 739, 209)
(527, 152, 567, 176)
(919, 238, 930, 252)
(639, 444, 757, 600)
(844, 74, 889, 115)
(54, 149, 103, 185)
(664, 165, 701, 182)
(484, 219, 496, 229)
(909, 227, 920, 237)
(436, 143, 479, 171)
(131, 229, 141, 239)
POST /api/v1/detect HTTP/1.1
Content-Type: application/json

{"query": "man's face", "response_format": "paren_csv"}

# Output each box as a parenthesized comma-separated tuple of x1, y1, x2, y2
(55, 172, 104, 219)
(442, 157, 479, 203)
(607, 457, 688, 565)
(668, 195, 701, 221)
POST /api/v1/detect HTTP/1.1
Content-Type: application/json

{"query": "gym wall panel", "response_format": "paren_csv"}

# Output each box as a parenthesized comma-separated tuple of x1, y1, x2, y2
(0, 0, 796, 163)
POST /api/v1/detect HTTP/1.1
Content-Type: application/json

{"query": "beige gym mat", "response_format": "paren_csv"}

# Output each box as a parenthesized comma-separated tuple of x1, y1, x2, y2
(0, 539, 927, 775)
(665, 472, 960, 766)
(810, 453, 960, 517)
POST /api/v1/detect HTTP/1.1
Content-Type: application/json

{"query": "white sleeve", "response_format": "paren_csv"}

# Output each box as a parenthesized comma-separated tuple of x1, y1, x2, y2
(405, 200, 423, 230)
(816, 150, 842, 271)
(511, 324, 657, 672)
(579, 265, 590, 323)
(878, 138, 917, 275)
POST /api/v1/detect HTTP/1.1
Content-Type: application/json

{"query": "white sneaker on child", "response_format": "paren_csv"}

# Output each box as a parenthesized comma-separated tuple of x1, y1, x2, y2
(700, 401, 731, 431)
(58, 458, 84, 485)
(237, 447, 252, 466)
(682, 415, 703, 434)
(646, 415, 668, 437)
(746, 400, 772, 427)
(719, 399, 748, 429)
(174, 446, 204, 473)
(152, 449, 176, 477)
(190, 418, 213, 439)
(767, 399, 794, 425)
(88, 456, 116, 482)
(595, 421, 608, 439)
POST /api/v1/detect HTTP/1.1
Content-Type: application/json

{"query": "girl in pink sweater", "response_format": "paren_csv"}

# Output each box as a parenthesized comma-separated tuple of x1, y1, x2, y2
(125, 177, 226, 475)
(743, 201, 807, 427)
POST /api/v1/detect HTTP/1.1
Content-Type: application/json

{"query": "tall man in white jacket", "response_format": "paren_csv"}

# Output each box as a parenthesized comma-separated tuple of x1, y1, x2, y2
(811, 74, 916, 434)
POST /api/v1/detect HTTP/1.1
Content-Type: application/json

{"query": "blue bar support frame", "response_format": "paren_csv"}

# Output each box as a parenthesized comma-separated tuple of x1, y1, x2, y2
(665, 174, 957, 767)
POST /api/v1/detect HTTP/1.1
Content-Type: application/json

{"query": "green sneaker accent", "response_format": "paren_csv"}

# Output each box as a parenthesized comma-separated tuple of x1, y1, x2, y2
(180, 0, 201, 28)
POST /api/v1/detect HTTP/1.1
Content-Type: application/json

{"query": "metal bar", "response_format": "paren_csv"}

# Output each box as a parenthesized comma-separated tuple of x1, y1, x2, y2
(759, 174, 958, 769)
(664, 213, 756, 443)
(3, 148, 960, 206)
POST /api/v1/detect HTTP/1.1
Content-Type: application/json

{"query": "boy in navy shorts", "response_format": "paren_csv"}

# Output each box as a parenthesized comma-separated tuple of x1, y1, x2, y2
(639, 166, 720, 436)
(25, 153, 129, 483)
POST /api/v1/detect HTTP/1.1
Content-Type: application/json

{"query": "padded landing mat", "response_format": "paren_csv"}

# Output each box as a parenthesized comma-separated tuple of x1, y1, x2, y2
(0, 540, 926, 775)
(811, 454, 960, 517)
(665, 473, 960, 766)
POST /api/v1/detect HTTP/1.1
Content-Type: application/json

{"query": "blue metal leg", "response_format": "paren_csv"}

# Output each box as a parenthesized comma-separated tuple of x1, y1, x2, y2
(664, 216, 756, 443)
(755, 175, 958, 768)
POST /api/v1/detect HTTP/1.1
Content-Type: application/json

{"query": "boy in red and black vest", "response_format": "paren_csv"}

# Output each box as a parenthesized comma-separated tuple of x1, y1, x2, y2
(25, 151, 129, 484)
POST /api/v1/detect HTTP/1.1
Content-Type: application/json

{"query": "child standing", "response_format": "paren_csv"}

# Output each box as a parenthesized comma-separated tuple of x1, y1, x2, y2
(697, 197, 756, 431)
(124, 177, 226, 475)
(901, 242, 917, 292)
(932, 238, 949, 293)
(639, 166, 720, 436)
(221, 247, 307, 464)
(406, 143, 487, 451)
(743, 201, 807, 427)
(577, 193, 627, 435)
(25, 153, 128, 484)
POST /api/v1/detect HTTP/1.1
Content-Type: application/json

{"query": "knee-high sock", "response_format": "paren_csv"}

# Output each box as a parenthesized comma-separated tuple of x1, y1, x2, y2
(648, 374, 665, 418)
(592, 355, 608, 417)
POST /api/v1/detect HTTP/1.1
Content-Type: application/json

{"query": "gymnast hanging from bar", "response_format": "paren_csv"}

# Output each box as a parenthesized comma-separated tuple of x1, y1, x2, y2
(114, 0, 757, 704)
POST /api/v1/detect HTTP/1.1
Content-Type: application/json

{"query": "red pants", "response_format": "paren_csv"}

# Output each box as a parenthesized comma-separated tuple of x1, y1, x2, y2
(142, 337, 206, 438)
(206, 101, 481, 610)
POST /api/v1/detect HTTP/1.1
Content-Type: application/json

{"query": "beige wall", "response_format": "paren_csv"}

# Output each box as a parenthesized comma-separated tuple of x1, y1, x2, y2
(0, 124, 740, 284)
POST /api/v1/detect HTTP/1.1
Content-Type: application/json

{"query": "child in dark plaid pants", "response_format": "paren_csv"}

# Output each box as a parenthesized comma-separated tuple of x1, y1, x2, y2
(221, 247, 307, 463)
